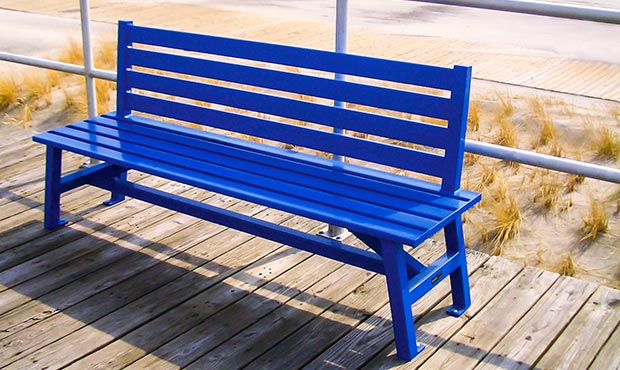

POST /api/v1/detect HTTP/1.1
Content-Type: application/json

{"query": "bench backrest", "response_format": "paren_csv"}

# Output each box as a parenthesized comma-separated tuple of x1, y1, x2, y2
(115, 21, 472, 194)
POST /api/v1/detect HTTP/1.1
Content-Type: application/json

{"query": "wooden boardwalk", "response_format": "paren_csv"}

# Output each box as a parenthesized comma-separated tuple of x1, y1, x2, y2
(0, 130, 619, 370)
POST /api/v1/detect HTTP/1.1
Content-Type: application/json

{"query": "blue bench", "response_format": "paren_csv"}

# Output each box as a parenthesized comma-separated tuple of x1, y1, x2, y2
(34, 21, 480, 361)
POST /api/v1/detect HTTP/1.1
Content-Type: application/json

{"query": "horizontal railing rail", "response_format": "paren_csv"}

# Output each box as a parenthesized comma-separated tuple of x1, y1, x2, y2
(0, 0, 619, 184)
(407, 0, 620, 25)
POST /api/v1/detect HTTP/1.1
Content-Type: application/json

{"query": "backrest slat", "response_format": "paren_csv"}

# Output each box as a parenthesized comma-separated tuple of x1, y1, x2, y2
(116, 21, 472, 193)
(128, 48, 453, 120)
(129, 25, 455, 90)
(126, 93, 446, 177)
(127, 70, 450, 149)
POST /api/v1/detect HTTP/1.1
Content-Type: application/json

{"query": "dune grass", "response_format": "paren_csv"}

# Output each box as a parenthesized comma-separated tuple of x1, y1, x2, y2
(593, 127, 620, 161)
(0, 76, 18, 110)
(581, 194, 608, 243)
(481, 178, 522, 255)
(531, 170, 563, 211)
(467, 100, 481, 132)
(558, 255, 577, 276)
(58, 38, 84, 66)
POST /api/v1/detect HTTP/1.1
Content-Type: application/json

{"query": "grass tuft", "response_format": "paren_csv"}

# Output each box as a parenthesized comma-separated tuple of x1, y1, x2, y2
(23, 72, 54, 106)
(63, 86, 88, 121)
(488, 194, 521, 255)
(472, 163, 496, 191)
(593, 127, 620, 161)
(530, 97, 556, 147)
(566, 174, 585, 193)
(95, 79, 115, 114)
(482, 179, 522, 255)
(531, 170, 562, 211)
(95, 39, 117, 70)
(581, 194, 608, 243)
(58, 38, 84, 65)
(496, 92, 514, 118)
(0, 76, 19, 110)
(558, 255, 577, 276)
(467, 100, 481, 132)
(463, 152, 480, 166)
(23, 103, 32, 122)
(495, 116, 519, 149)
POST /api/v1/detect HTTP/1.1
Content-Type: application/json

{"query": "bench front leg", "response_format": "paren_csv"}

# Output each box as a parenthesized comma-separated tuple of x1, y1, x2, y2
(382, 240, 425, 360)
(444, 218, 471, 317)
(43, 146, 68, 229)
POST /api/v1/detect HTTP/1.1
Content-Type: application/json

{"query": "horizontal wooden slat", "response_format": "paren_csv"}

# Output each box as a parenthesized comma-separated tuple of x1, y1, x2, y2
(71, 119, 461, 221)
(128, 24, 457, 90)
(48, 126, 445, 232)
(92, 116, 474, 209)
(127, 70, 449, 149)
(112, 113, 480, 202)
(35, 131, 444, 246)
(128, 49, 453, 121)
(125, 93, 447, 177)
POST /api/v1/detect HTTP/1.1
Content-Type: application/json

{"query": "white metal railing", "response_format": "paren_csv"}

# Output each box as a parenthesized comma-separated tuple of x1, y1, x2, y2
(0, 0, 619, 184)
(406, 0, 620, 25)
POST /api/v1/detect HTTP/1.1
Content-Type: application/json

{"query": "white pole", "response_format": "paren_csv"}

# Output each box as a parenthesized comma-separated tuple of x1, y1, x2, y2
(79, 0, 101, 166)
(79, 0, 97, 118)
(323, 0, 349, 239)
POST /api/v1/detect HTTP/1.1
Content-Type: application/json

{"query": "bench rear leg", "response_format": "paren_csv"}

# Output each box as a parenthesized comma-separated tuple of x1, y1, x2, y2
(382, 240, 425, 360)
(103, 167, 127, 206)
(445, 218, 471, 317)
(44, 146, 68, 229)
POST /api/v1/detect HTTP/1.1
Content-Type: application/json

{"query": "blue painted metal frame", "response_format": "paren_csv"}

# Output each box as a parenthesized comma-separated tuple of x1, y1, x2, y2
(33, 21, 481, 361)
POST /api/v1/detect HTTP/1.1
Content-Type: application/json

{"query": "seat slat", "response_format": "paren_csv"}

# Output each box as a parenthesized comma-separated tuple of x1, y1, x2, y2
(36, 130, 437, 245)
(70, 119, 460, 221)
(126, 93, 447, 178)
(49, 125, 446, 234)
(89, 116, 477, 209)
(106, 112, 480, 203)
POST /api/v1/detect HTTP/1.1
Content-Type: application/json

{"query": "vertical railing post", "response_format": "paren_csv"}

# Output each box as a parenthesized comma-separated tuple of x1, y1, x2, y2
(79, 0, 100, 166)
(321, 0, 349, 240)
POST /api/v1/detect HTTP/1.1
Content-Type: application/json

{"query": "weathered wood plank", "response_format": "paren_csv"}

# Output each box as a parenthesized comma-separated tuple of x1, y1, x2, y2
(2, 210, 299, 369)
(416, 266, 559, 370)
(0, 137, 35, 158)
(535, 285, 620, 370)
(66, 219, 328, 370)
(0, 196, 252, 340)
(243, 248, 487, 370)
(0, 176, 183, 274)
(177, 238, 370, 370)
(306, 252, 503, 370)
(474, 277, 598, 370)
(588, 320, 620, 370)
(0, 152, 84, 210)
(0, 172, 156, 252)
(0, 201, 276, 366)
(0, 140, 44, 173)
(0, 181, 198, 315)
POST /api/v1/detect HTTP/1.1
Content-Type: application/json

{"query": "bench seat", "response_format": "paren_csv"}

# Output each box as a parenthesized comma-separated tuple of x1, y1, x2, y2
(34, 113, 479, 249)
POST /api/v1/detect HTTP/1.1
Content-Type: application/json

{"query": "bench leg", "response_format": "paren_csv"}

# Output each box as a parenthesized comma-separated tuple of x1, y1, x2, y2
(444, 218, 471, 317)
(103, 167, 127, 206)
(43, 146, 68, 229)
(382, 240, 424, 361)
